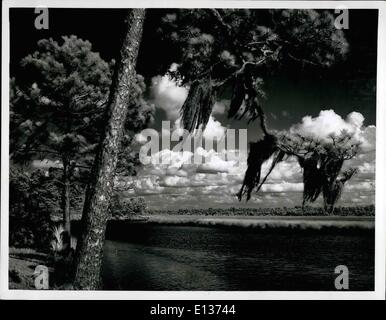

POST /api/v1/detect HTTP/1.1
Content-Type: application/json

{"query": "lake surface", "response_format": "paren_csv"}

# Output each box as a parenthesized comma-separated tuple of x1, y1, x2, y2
(101, 219, 374, 291)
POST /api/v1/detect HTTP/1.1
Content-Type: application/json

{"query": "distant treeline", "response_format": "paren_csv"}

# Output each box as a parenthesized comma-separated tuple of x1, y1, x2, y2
(148, 205, 375, 217)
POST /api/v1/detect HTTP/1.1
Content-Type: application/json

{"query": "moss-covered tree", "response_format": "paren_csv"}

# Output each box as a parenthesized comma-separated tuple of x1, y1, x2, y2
(279, 132, 359, 214)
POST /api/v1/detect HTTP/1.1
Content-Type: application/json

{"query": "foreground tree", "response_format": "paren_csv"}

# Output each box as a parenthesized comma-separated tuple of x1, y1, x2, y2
(10, 36, 113, 235)
(72, 9, 146, 289)
(10, 36, 153, 236)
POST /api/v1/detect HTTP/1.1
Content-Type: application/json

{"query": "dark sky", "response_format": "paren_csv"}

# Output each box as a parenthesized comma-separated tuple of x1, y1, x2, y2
(10, 8, 378, 131)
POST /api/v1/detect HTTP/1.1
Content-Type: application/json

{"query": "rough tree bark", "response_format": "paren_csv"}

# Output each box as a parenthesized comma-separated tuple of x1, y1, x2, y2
(72, 9, 146, 289)
(61, 157, 72, 235)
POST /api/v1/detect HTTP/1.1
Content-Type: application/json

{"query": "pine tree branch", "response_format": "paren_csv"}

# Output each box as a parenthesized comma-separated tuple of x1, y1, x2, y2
(208, 9, 244, 65)
(208, 9, 272, 135)
(213, 58, 267, 88)
(287, 53, 320, 66)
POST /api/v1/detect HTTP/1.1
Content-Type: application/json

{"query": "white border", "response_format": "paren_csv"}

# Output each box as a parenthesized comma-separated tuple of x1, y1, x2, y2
(1, 0, 385, 300)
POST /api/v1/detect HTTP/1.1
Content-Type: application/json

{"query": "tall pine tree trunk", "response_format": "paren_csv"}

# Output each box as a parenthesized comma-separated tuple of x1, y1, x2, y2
(62, 157, 71, 235)
(72, 9, 146, 289)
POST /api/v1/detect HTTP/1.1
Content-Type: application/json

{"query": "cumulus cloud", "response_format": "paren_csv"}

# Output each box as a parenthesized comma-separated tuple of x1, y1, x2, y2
(289, 109, 375, 152)
(167, 115, 227, 141)
(150, 71, 187, 121)
(196, 148, 238, 174)
(262, 157, 302, 183)
(129, 107, 375, 209)
(150, 66, 228, 126)
(202, 116, 227, 140)
(131, 142, 306, 206)
(144, 147, 244, 176)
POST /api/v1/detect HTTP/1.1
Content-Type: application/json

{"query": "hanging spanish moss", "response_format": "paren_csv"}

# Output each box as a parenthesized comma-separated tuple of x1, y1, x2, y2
(255, 149, 286, 193)
(227, 73, 267, 130)
(298, 153, 323, 208)
(180, 78, 216, 132)
(243, 76, 266, 126)
(322, 156, 345, 186)
(228, 73, 245, 119)
(237, 134, 278, 201)
(234, 73, 275, 201)
(322, 168, 357, 214)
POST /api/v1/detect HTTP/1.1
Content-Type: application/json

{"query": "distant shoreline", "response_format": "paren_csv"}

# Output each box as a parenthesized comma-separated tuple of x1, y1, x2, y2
(54, 205, 375, 223)
(78, 215, 374, 236)
(139, 214, 375, 230)
(146, 205, 375, 217)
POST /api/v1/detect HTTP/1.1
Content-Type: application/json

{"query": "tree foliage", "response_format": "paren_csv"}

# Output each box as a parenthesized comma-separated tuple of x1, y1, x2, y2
(10, 35, 154, 233)
(110, 195, 147, 219)
(161, 9, 348, 128)
(10, 36, 112, 161)
(9, 168, 57, 248)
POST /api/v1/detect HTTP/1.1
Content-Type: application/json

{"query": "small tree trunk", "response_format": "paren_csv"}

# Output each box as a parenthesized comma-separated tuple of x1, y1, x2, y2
(323, 193, 334, 215)
(62, 158, 71, 235)
(72, 9, 146, 289)
(323, 182, 341, 215)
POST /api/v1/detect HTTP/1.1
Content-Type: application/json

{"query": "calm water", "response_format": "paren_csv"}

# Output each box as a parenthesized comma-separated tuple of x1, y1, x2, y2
(101, 222, 374, 291)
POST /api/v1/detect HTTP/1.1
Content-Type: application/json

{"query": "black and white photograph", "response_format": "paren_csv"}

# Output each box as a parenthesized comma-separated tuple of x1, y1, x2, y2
(1, 0, 385, 300)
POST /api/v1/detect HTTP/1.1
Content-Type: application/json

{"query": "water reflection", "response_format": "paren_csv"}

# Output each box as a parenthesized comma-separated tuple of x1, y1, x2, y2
(102, 224, 374, 291)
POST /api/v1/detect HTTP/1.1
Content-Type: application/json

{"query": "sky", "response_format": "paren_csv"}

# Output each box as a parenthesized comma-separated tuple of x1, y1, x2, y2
(10, 8, 378, 209)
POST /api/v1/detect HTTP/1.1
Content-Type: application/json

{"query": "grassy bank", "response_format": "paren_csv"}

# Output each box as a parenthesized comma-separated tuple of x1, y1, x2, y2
(141, 214, 375, 230)
(9, 247, 51, 289)
(147, 205, 375, 217)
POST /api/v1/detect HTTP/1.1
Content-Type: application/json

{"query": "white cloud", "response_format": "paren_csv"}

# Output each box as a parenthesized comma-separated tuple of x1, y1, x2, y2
(261, 157, 302, 183)
(289, 109, 375, 152)
(196, 148, 238, 174)
(150, 66, 228, 123)
(202, 116, 227, 140)
(287, 109, 376, 190)
(167, 115, 227, 141)
(129, 109, 375, 209)
(261, 182, 303, 193)
(150, 73, 187, 121)
(345, 181, 375, 191)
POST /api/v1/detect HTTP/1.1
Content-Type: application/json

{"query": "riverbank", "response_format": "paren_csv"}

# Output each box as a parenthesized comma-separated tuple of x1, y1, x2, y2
(139, 215, 375, 230)
(8, 247, 51, 289)
(66, 215, 375, 240)
(148, 205, 375, 217)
